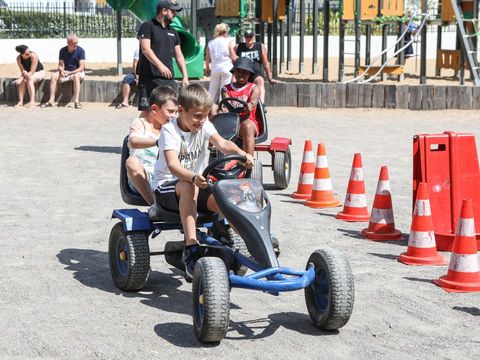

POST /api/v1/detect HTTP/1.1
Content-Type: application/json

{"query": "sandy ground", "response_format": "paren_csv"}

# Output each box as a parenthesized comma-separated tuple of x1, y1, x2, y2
(0, 104, 479, 359)
(0, 57, 472, 86)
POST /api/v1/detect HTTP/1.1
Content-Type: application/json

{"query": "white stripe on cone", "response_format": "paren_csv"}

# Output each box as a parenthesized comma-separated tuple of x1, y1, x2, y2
(313, 178, 333, 191)
(350, 167, 364, 181)
(303, 151, 315, 163)
(370, 208, 394, 224)
(316, 155, 328, 168)
(344, 193, 368, 207)
(449, 253, 480, 272)
(413, 200, 432, 216)
(408, 230, 436, 248)
(457, 218, 475, 237)
(300, 173, 314, 184)
(375, 180, 391, 194)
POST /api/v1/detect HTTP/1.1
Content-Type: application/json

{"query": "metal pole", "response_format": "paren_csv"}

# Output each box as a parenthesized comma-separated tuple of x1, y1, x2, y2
(435, 25, 442, 77)
(299, 0, 305, 73)
(272, 0, 278, 77)
(267, 22, 273, 65)
(116, 9, 123, 76)
(420, 0, 427, 84)
(381, 24, 388, 81)
(280, 20, 285, 73)
(339, 20, 345, 81)
(190, 0, 197, 39)
(354, 0, 361, 77)
(63, 1, 67, 38)
(312, 0, 318, 74)
(287, 2, 293, 71)
(323, 0, 330, 81)
(365, 24, 371, 65)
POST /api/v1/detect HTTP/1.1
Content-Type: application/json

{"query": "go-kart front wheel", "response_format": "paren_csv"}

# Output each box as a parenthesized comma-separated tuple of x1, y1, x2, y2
(273, 149, 291, 190)
(305, 248, 354, 331)
(193, 257, 230, 343)
(109, 222, 150, 291)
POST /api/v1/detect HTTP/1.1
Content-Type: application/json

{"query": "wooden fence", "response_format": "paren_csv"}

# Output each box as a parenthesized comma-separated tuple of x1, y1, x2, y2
(1, 78, 479, 110)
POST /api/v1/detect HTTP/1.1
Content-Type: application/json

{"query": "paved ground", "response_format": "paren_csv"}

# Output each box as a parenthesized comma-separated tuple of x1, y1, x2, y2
(0, 104, 479, 359)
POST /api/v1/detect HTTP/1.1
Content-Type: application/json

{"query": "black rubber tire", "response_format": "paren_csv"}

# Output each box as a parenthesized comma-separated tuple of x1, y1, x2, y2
(304, 248, 354, 331)
(273, 149, 291, 190)
(192, 257, 230, 343)
(108, 222, 150, 291)
(211, 222, 251, 276)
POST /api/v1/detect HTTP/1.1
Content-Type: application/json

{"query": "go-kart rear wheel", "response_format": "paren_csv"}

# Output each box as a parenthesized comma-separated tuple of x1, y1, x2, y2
(211, 222, 251, 276)
(193, 257, 230, 343)
(109, 222, 150, 291)
(273, 149, 291, 190)
(250, 159, 263, 184)
(305, 248, 354, 331)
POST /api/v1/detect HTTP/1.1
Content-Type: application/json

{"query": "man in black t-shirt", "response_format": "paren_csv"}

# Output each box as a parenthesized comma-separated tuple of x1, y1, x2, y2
(137, 0, 189, 110)
(235, 29, 280, 104)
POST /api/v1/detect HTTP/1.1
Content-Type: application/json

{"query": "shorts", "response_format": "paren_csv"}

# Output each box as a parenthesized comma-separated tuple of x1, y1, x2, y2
(250, 71, 264, 83)
(122, 72, 137, 86)
(59, 71, 85, 83)
(155, 179, 213, 213)
(14, 70, 45, 85)
(127, 169, 155, 194)
(138, 77, 178, 111)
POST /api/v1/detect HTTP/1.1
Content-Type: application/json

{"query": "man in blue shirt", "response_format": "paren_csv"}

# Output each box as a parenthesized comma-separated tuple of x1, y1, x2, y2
(42, 33, 86, 109)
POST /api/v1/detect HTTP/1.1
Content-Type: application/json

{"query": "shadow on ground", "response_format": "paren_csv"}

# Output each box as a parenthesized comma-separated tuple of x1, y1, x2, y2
(74, 145, 122, 154)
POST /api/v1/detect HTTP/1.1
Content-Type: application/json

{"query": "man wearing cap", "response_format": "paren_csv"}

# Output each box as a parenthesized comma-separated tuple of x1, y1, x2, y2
(136, 0, 188, 110)
(235, 29, 280, 104)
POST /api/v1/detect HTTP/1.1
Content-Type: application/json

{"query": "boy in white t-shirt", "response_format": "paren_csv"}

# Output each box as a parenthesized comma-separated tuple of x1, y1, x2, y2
(153, 83, 253, 280)
(126, 85, 178, 205)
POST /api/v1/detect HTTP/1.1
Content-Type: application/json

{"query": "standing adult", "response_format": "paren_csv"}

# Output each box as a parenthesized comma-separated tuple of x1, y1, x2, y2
(235, 29, 280, 104)
(41, 33, 85, 109)
(137, 0, 189, 111)
(14, 45, 45, 108)
(204, 23, 236, 103)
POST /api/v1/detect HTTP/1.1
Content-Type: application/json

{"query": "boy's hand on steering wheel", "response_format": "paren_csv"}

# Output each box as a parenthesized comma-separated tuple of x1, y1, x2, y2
(193, 174, 208, 189)
(243, 154, 254, 169)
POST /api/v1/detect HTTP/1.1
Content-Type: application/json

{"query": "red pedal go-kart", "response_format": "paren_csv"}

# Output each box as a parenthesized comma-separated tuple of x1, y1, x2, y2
(213, 97, 292, 189)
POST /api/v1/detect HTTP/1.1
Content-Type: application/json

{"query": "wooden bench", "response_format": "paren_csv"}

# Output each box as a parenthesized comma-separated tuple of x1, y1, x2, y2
(358, 65, 404, 76)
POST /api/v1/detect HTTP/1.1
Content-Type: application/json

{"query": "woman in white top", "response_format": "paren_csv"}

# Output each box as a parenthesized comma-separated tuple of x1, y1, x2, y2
(205, 23, 237, 103)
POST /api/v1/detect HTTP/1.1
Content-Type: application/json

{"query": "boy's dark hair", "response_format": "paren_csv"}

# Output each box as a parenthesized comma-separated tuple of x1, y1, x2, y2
(149, 85, 178, 108)
(178, 83, 212, 111)
(15, 45, 28, 54)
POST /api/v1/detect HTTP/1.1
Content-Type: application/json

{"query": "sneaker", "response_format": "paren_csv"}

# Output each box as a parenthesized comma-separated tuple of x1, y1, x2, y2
(182, 244, 203, 281)
(138, 97, 149, 111)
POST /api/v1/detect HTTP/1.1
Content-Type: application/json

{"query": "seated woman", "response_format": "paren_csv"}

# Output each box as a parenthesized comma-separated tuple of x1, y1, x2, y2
(14, 45, 45, 108)
(219, 57, 260, 156)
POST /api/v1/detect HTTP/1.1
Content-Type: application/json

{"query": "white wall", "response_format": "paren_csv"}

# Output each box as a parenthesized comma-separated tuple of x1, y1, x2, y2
(0, 32, 457, 65)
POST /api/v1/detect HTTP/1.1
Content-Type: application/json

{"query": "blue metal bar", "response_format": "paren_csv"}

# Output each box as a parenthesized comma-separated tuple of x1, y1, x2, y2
(229, 267, 315, 292)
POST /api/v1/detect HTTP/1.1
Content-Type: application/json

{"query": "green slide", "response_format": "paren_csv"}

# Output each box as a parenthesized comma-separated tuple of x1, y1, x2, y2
(107, 0, 204, 79)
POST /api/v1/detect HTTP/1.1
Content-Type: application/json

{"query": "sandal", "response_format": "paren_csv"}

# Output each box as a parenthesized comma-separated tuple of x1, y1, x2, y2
(115, 103, 129, 109)
(40, 102, 53, 108)
(74, 102, 83, 109)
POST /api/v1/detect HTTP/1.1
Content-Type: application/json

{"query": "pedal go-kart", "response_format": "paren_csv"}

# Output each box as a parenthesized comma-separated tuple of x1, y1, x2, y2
(110, 146, 354, 342)
(212, 97, 292, 189)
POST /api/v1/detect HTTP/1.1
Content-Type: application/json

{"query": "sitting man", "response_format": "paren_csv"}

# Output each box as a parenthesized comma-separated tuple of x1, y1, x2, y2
(127, 85, 178, 205)
(117, 48, 140, 109)
(153, 83, 253, 280)
(41, 33, 85, 109)
(219, 57, 260, 156)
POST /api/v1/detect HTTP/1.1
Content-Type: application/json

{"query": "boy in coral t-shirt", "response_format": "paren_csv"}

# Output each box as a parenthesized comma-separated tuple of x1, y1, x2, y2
(127, 85, 178, 205)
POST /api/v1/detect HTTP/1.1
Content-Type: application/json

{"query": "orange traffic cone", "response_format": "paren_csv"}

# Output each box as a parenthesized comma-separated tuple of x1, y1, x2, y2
(433, 199, 480, 292)
(305, 143, 340, 208)
(292, 140, 315, 199)
(398, 182, 447, 265)
(361, 166, 402, 240)
(336, 153, 370, 221)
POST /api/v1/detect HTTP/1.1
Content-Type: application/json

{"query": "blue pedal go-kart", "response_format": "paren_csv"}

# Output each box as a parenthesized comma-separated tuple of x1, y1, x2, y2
(109, 150, 354, 342)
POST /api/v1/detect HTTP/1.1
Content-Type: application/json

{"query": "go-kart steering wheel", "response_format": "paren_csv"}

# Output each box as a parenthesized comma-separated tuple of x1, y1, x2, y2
(202, 154, 248, 184)
(218, 97, 250, 120)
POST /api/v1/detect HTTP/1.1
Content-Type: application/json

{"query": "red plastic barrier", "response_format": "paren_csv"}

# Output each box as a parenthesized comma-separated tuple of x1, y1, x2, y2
(413, 131, 480, 251)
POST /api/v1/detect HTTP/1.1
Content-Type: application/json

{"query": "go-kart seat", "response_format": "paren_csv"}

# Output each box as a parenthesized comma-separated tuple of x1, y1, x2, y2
(254, 101, 268, 144)
(120, 135, 149, 207)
